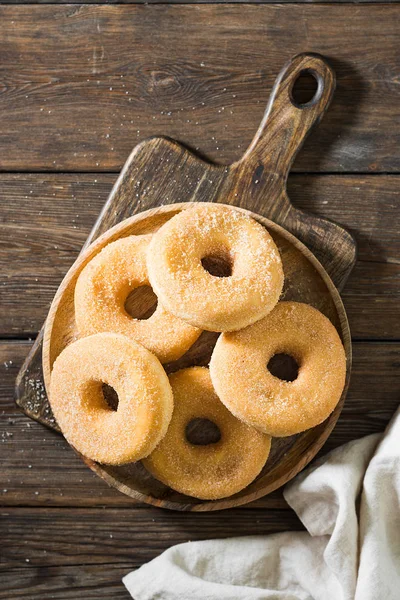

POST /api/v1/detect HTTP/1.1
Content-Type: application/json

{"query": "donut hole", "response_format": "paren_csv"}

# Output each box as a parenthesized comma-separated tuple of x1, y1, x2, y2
(124, 285, 158, 320)
(185, 418, 222, 446)
(267, 353, 299, 382)
(201, 252, 233, 278)
(102, 383, 119, 411)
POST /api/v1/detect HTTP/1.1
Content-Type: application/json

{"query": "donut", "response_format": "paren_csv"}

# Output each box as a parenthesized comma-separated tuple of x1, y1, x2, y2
(210, 302, 346, 437)
(146, 204, 284, 332)
(49, 332, 173, 465)
(143, 367, 271, 500)
(74, 234, 201, 363)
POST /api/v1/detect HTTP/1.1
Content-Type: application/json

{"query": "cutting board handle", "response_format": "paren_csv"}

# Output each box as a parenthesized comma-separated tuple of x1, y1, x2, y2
(226, 54, 354, 289)
(239, 53, 336, 178)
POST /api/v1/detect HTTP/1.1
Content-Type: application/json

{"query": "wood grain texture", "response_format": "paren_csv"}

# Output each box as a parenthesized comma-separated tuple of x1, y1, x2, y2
(0, 5, 399, 172)
(1, 173, 398, 339)
(3, 340, 398, 507)
(0, 565, 131, 600)
(0, 505, 302, 598)
(0, 507, 302, 574)
(0, 2, 399, 597)
(0, 0, 396, 4)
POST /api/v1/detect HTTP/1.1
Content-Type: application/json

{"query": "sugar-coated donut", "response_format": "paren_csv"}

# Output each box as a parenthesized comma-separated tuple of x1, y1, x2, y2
(74, 234, 201, 363)
(143, 367, 271, 500)
(210, 302, 346, 437)
(49, 332, 174, 465)
(146, 204, 284, 332)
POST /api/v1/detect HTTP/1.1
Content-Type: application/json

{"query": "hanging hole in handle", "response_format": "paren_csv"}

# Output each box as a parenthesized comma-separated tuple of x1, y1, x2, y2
(290, 69, 323, 109)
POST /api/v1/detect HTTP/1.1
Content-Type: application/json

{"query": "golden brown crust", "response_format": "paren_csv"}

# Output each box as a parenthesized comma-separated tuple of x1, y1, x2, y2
(146, 204, 284, 332)
(210, 302, 346, 437)
(143, 367, 271, 500)
(49, 333, 174, 465)
(74, 234, 201, 363)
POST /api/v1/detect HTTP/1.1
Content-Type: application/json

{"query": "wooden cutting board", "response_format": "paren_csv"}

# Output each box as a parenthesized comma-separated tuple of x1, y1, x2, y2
(16, 53, 356, 511)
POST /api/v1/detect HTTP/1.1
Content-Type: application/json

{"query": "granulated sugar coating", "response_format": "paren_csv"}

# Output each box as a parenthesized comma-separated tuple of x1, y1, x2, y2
(146, 204, 284, 331)
(74, 234, 201, 363)
(143, 367, 271, 500)
(49, 333, 173, 465)
(210, 302, 347, 437)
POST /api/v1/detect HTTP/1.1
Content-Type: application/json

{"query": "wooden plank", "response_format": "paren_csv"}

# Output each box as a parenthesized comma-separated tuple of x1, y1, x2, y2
(289, 174, 400, 340)
(0, 504, 300, 598)
(0, 5, 399, 172)
(1, 340, 398, 508)
(1, 174, 398, 339)
(0, 0, 396, 5)
(0, 506, 302, 581)
(0, 565, 131, 600)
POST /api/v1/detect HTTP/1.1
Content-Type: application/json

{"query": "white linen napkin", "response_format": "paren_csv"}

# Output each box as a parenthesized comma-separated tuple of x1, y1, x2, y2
(123, 407, 400, 600)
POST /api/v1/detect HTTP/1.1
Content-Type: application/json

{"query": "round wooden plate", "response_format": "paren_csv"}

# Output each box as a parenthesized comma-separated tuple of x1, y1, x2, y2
(42, 201, 351, 511)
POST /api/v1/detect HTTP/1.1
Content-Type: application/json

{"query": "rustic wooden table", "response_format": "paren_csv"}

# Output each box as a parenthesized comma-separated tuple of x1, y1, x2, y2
(1, 3, 399, 598)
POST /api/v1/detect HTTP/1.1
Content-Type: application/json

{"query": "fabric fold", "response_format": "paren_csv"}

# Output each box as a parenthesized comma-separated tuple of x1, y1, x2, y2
(123, 408, 399, 600)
